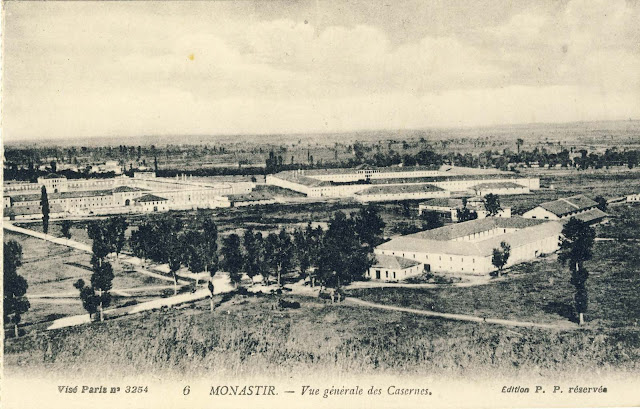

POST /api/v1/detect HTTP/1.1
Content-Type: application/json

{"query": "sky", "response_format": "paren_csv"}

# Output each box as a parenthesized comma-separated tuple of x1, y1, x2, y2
(3, 0, 640, 142)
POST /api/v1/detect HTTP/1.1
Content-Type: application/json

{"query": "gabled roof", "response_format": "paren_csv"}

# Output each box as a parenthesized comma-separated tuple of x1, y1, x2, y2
(355, 184, 444, 195)
(4, 204, 65, 216)
(471, 182, 525, 190)
(420, 198, 466, 208)
(113, 186, 148, 193)
(227, 192, 274, 202)
(539, 195, 597, 217)
(372, 254, 421, 270)
(569, 208, 608, 224)
(377, 219, 562, 257)
(41, 173, 66, 179)
(134, 194, 168, 202)
(408, 217, 545, 242)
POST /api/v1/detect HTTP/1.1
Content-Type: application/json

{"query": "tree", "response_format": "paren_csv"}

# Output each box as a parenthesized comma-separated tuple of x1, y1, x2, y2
(594, 195, 608, 212)
(491, 241, 511, 276)
(317, 211, 372, 292)
(265, 229, 294, 286)
(516, 138, 524, 154)
(82, 220, 116, 321)
(182, 229, 206, 286)
(293, 228, 311, 280)
(456, 198, 478, 222)
(558, 218, 595, 325)
(420, 211, 444, 230)
(222, 234, 244, 286)
(243, 229, 264, 285)
(4, 241, 30, 337)
(108, 216, 128, 259)
(40, 186, 50, 234)
(484, 193, 502, 216)
(201, 218, 219, 293)
(353, 205, 386, 250)
(61, 219, 73, 239)
(167, 242, 183, 295)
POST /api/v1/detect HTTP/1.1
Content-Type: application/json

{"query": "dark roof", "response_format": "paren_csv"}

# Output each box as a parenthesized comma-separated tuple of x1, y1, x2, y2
(569, 208, 608, 224)
(471, 182, 526, 190)
(4, 204, 65, 216)
(377, 218, 562, 257)
(10, 189, 115, 202)
(355, 184, 444, 196)
(408, 217, 546, 242)
(420, 198, 466, 208)
(372, 254, 421, 270)
(227, 192, 274, 202)
(272, 171, 332, 187)
(134, 194, 168, 202)
(113, 186, 148, 193)
(41, 173, 65, 179)
(539, 195, 597, 217)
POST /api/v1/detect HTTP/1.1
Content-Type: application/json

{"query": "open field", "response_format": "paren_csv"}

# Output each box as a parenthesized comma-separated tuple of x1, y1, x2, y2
(4, 291, 640, 379)
(3, 230, 172, 325)
(598, 203, 640, 240)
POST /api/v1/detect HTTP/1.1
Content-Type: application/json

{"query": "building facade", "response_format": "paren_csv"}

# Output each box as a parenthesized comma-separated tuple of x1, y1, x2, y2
(374, 217, 562, 276)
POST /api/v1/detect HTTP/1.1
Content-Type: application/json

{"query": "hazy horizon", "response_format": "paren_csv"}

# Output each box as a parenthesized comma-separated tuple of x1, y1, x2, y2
(3, 1, 639, 142)
(5, 119, 639, 148)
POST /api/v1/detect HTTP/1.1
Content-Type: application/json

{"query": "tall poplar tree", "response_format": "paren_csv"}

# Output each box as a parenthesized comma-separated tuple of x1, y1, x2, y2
(558, 218, 595, 325)
(40, 186, 50, 234)
(4, 241, 30, 337)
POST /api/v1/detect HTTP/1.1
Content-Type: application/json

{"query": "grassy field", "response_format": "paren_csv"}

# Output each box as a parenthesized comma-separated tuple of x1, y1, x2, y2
(347, 239, 640, 329)
(597, 203, 640, 240)
(3, 230, 171, 326)
(4, 291, 640, 379)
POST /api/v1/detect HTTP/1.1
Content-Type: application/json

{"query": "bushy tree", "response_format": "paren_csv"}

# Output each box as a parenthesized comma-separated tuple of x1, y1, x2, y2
(317, 211, 373, 290)
(4, 241, 30, 337)
(61, 219, 73, 239)
(167, 240, 183, 295)
(558, 218, 595, 325)
(108, 216, 128, 258)
(182, 229, 206, 285)
(293, 228, 311, 280)
(222, 233, 244, 286)
(244, 229, 264, 285)
(491, 241, 511, 276)
(420, 211, 444, 230)
(40, 186, 50, 234)
(594, 195, 608, 212)
(201, 218, 219, 279)
(353, 205, 386, 249)
(265, 229, 294, 286)
(484, 193, 502, 216)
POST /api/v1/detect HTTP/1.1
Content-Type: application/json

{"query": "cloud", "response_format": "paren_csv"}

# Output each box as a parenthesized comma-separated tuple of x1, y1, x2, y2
(3, 0, 639, 141)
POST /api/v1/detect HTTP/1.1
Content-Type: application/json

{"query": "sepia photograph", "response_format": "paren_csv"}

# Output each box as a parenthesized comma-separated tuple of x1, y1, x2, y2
(2, 0, 639, 408)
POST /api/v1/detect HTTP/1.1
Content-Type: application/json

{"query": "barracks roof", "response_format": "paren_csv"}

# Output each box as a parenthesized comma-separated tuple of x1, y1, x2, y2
(538, 195, 598, 217)
(371, 254, 421, 270)
(377, 217, 562, 257)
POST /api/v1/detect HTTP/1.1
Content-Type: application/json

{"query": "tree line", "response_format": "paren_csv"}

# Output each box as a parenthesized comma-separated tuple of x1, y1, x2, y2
(128, 207, 386, 292)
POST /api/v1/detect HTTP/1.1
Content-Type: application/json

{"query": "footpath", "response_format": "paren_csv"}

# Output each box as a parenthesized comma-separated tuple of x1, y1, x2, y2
(345, 297, 576, 330)
(46, 273, 233, 330)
